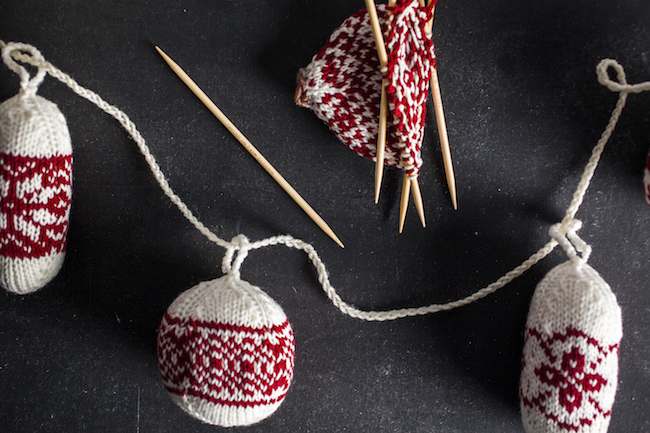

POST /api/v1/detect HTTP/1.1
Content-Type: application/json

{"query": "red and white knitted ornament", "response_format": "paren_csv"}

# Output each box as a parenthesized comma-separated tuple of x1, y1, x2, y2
(157, 236, 295, 427)
(296, 0, 435, 178)
(520, 221, 622, 433)
(0, 43, 73, 294)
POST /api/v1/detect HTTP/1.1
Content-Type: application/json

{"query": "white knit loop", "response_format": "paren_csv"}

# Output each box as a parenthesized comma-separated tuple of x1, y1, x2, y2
(1, 42, 47, 97)
(549, 220, 591, 267)
(222, 235, 250, 279)
(597, 58, 650, 94)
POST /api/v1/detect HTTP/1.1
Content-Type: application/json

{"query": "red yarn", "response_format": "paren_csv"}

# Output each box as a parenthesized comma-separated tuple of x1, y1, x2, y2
(298, 0, 436, 177)
(157, 312, 295, 409)
(521, 326, 619, 430)
(0, 153, 73, 259)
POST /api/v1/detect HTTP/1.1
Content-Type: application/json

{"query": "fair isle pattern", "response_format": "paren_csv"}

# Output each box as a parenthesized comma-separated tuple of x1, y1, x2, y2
(157, 276, 295, 427)
(0, 91, 73, 294)
(521, 327, 620, 432)
(384, 0, 435, 177)
(520, 262, 622, 433)
(0, 154, 73, 259)
(298, 3, 436, 176)
(298, 6, 398, 166)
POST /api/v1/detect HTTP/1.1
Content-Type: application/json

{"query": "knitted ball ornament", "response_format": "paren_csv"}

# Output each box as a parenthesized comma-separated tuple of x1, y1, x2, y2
(157, 239, 295, 427)
(0, 43, 73, 294)
(520, 223, 622, 433)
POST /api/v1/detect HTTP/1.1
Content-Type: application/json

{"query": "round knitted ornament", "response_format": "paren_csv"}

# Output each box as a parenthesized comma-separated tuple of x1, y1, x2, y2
(0, 43, 73, 294)
(296, 0, 435, 178)
(157, 236, 295, 427)
(520, 222, 622, 433)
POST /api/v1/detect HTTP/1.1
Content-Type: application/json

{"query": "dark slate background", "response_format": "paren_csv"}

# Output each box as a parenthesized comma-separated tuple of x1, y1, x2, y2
(1, 1, 649, 432)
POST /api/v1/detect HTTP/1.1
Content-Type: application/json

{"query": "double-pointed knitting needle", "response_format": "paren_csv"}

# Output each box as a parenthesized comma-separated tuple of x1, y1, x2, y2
(427, 4, 457, 210)
(365, 0, 426, 231)
(365, 0, 390, 204)
(155, 46, 345, 248)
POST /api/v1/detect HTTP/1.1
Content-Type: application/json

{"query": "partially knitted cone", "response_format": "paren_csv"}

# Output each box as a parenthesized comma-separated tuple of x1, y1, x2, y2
(296, 1, 435, 177)
(520, 261, 622, 433)
(157, 275, 295, 427)
(0, 93, 73, 294)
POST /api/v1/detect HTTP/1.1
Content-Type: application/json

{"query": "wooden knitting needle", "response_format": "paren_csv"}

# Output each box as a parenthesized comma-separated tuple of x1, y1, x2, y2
(398, 176, 410, 233)
(428, 5, 457, 210)
(365, 0, 426, 231)
(155, 46, 345, 248)
(364, 0, 389, 204)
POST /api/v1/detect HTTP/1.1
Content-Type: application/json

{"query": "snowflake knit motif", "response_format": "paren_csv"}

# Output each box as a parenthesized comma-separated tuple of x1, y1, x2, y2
(0, 43, 73, 294)
(297, 0, 435, 177)
(520, 224, 622, 433)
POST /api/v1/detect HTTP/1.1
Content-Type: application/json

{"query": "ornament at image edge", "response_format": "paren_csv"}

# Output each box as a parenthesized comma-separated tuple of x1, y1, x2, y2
(0, 42, 73, 294)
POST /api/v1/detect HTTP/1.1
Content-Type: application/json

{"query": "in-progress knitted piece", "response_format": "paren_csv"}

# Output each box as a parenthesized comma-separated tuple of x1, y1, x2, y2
(0, 43, 72, 294)
(384, 0, 435, 177)
(296, 1, 435, 177)
(157, 237, 295, 427)
(520, 223, 622, 433)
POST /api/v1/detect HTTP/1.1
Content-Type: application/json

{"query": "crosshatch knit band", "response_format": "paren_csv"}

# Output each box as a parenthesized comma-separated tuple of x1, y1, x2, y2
(157, 275, 296, 427)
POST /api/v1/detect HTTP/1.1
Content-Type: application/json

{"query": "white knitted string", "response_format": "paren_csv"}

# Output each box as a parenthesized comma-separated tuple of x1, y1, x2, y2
(2, 40, 647, 321)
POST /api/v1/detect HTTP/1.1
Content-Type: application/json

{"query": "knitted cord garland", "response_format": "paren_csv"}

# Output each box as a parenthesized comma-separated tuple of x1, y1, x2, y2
(1, 39, 648, 431)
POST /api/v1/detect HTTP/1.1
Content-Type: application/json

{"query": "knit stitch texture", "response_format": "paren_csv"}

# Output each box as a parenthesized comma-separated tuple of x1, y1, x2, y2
(157, 275, 295, 427)
(297, 1, 435, 177)
(0, 44, 73, 294)
(520, 260, 622, 433)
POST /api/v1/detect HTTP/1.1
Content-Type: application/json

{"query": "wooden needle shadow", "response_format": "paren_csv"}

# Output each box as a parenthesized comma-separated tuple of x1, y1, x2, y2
(155, 46, 344, 248)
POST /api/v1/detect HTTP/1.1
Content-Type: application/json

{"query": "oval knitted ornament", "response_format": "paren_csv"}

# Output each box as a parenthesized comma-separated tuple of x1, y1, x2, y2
(520, 225, 622, 433)
(157, 274, 296, 427)
(0, 43, 73, 294)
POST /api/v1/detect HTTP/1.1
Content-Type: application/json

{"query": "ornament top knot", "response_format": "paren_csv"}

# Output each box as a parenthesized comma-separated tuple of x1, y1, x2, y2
(0, 42, 73, 294)
(157, 235, 296, 427)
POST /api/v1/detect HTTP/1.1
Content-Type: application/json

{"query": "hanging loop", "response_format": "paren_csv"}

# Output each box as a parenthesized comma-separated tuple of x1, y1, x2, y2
(221, 235, 251, 279)
(1, 42, 48, 97)
(549, 219, 592, 267)
(596, 58, 650, 94)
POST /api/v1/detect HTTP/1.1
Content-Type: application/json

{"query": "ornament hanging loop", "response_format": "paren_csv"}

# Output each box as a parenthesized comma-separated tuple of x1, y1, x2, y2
(1, 42, 48, 97)
(221, 234, 251, 279)
(549, 219, 592, 267)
